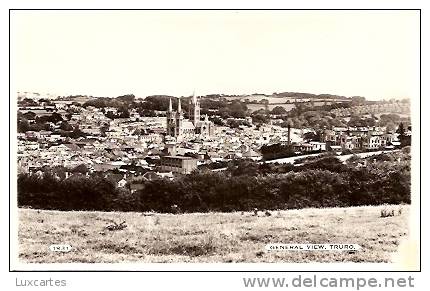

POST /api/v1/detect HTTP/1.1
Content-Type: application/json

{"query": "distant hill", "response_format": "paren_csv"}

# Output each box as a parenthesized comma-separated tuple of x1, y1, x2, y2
(200, 92, 358, 104)
(273, 92, 352, 100)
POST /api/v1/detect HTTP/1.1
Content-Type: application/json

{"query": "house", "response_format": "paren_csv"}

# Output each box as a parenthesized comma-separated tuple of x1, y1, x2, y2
(38, 131, 52, 140)
(117, 178, 128, 188)
(92, 163, 119, 172)
(342, 136, 361, 150)
(328, 145, 342, 154)
(309, 141, 326, 151)
(25, 131, 40, 140)
(159, 156, 198, 174)
(48, 134, 63, 142)
(242, 149, 262, 161)
(293, 143, 314, 153)
(156, 172, 174, 180)
(362, 134, 386, 150)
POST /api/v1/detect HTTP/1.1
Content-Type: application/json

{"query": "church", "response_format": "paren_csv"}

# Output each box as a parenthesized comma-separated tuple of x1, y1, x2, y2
(166, 94, 214, 141)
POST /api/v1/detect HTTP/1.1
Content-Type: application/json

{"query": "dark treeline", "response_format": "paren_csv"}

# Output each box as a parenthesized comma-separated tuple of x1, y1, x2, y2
(272, 92, 354, 100)
(82, 95, 251, 120)
(18, 149, 411, 213)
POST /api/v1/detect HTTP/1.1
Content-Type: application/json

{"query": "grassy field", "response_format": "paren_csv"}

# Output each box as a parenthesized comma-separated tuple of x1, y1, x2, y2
(18, 205, 409, 263)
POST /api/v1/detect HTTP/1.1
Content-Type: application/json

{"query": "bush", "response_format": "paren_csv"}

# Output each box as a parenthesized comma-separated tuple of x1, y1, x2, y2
(18, 152, 411, 213)
(18, 173, 118, 211)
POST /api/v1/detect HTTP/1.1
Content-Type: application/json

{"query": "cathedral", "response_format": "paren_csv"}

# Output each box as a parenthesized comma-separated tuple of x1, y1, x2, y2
(166, 94, 214, 140)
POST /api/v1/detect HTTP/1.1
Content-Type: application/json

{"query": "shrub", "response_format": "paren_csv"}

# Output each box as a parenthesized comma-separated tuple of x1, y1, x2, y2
(18, 152, 411, 213)
(380, 207, 396, 218)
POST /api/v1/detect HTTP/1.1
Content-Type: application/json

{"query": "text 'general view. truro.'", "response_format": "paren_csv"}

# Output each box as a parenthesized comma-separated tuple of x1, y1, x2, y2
(16, 91, 412, 263)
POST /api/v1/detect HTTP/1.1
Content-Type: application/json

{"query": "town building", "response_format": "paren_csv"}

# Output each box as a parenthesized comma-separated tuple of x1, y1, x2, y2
(160, 155, 198, 174)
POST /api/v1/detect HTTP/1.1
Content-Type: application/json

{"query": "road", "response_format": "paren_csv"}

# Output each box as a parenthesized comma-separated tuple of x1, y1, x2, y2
(267, 150, 398, 165)
(212, 149, 398, 171)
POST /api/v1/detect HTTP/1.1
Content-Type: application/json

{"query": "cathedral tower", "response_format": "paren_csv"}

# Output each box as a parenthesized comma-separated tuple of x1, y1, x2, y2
(166, 97, 184, 139)
(166, 98, 176, 137)
(175, 98, 183, 137)
(189, 93, 200, 125)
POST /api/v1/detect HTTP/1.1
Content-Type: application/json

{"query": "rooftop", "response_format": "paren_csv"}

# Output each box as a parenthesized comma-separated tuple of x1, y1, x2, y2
(163, 155, 195, 160)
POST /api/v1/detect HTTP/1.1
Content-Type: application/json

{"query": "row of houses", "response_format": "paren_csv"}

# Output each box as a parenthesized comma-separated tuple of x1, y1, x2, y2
(321, 127, 402, 150)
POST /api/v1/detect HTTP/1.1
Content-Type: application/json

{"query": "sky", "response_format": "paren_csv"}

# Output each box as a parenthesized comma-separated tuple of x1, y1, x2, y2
(11, 10, 419, 100)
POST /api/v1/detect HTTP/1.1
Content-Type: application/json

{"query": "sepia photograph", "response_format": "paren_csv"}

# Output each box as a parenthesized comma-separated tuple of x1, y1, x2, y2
(10, 9, 420, 270)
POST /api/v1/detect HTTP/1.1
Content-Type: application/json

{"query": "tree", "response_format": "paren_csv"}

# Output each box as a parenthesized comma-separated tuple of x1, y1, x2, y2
(271, 106, 287, 115)
(69, 127, 86, 139)
(348, 115, 376, 127)
(379, 114, 400, 126)
(71, 164, 89, 174)
(83, 99, 107, 108)
(364, 117, 376, 127)
(50, 112, 63, 123)
(227, 119, 240, 128)
(230, 101, 247, 118)
(23, 111, 36, 120)
(397, 122, 411, 147)
(105, 111, 116, 119)
(227, 159, 260, 177)
(397, 122, 405, 136)
(116, 94, 135, 103)
(19, 98, 39, 107)
(330, 118, 345, 127)
(117, 106, 130, 118)
(17, 119, 30, 133)
(60, 121, 73, 131)
(303, 131, 319, 142)
(211, 116, 225, 126)
(251, 110, 269, 124)
(17, 150, 411, 212)
(385, 122, 397, 133)
(350, 96, 366, 106)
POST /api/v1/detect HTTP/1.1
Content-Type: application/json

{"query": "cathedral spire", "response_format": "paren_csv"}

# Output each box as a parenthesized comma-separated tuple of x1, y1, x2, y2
(192, 90, 197, 104)
(168, 98, 172, 112)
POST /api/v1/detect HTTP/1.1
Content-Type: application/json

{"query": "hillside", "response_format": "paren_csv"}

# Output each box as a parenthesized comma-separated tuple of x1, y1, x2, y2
(18, 205, 409, 264)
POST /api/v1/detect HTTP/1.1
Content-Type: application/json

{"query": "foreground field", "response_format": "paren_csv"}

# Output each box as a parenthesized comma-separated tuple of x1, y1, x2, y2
(18, 205, 408, 263)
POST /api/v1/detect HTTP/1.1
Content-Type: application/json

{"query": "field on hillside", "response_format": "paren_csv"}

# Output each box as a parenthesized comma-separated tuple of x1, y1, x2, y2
(18, 205, 409, 263)
(247, 103, 296, 113)
(246, 101, 348, 112)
